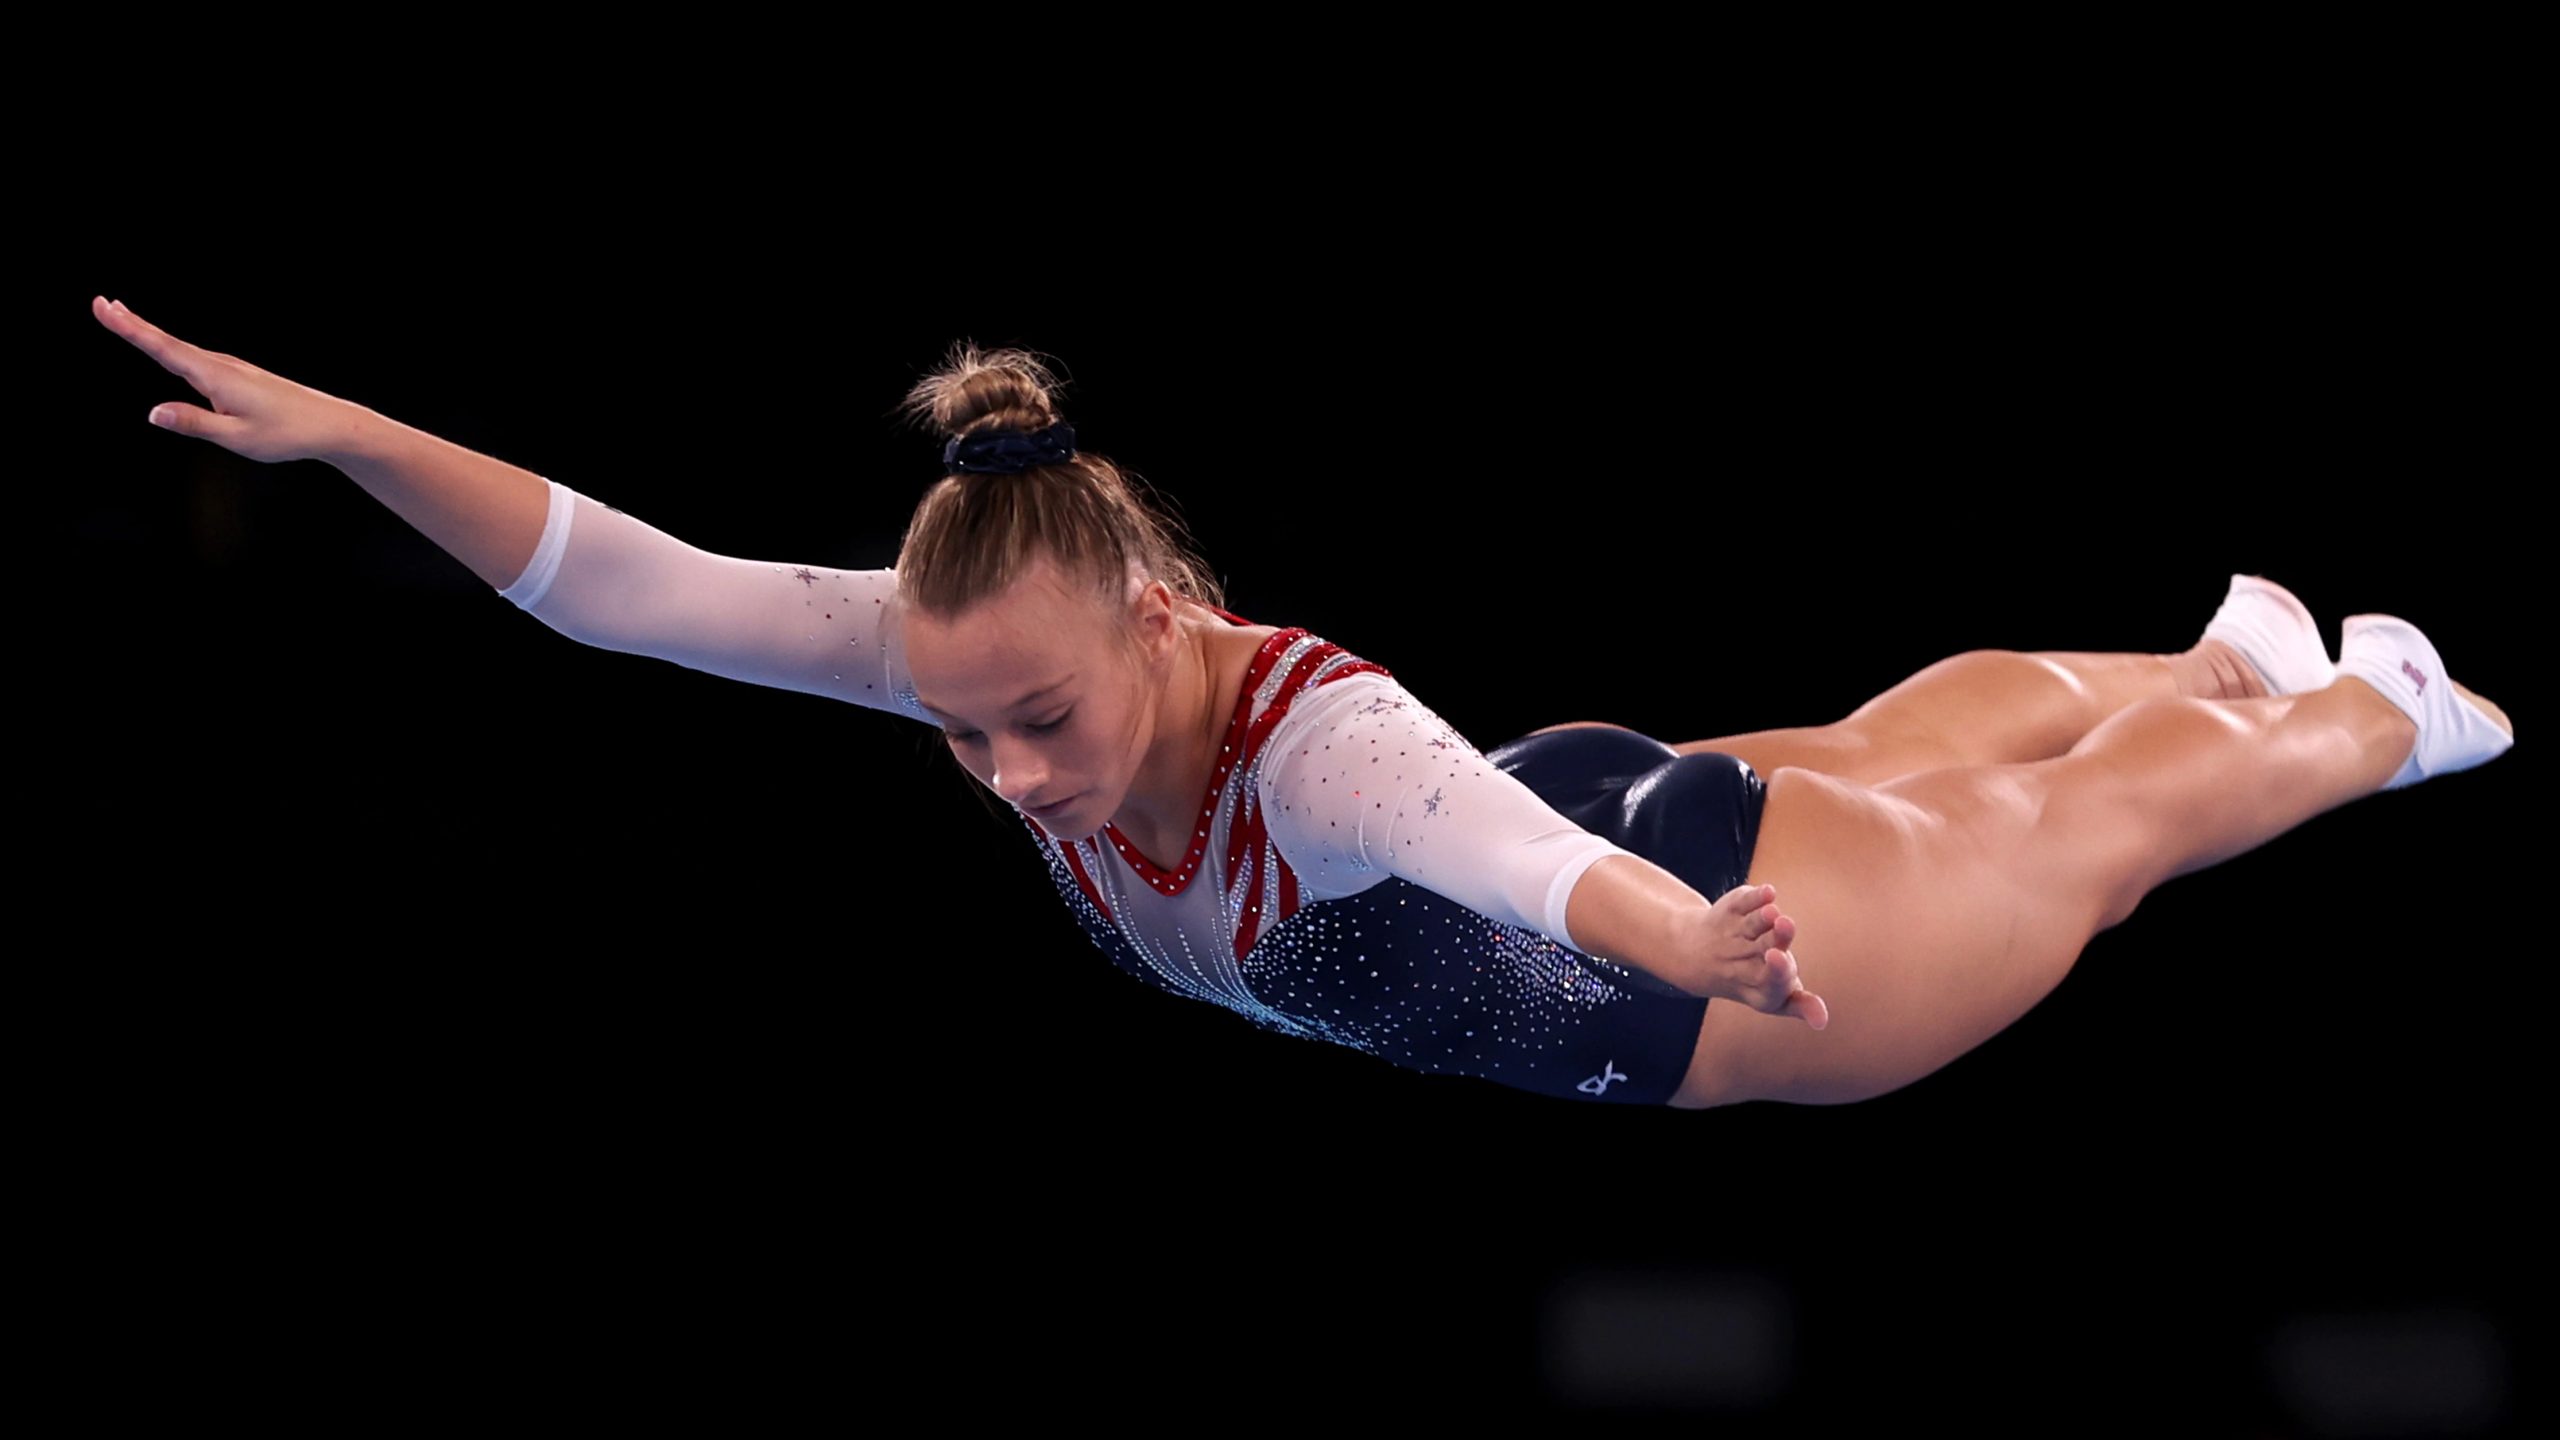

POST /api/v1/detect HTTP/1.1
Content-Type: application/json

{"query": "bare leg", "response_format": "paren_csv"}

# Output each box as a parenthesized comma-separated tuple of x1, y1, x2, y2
(1529, 639, 2269, 788)
(1671, 676, 2430, 1109)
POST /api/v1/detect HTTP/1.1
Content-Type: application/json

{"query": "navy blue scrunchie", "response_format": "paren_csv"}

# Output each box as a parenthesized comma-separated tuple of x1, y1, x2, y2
(943, 421, 1078, 475)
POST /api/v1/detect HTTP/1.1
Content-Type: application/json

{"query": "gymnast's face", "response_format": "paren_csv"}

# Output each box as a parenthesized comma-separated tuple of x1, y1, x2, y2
(904, 552, 1175, 839)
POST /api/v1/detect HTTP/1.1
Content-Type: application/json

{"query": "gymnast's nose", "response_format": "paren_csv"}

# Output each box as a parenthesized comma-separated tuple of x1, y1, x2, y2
(989, 738, 1053, 808)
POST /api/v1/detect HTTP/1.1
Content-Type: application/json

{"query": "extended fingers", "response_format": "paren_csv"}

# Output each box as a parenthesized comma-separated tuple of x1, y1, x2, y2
(92, 295, 211, 384)
(1731, 883, 1795, 934)
(1744, 901, 1795, 946)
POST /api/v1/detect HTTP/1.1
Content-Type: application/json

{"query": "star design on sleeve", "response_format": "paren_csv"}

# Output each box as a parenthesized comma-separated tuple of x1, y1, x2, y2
(1422, 786, 1445, 816)
(791, 567, 820, 586)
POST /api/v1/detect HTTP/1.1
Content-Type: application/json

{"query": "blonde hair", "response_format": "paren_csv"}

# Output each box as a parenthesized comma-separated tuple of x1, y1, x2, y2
(894, 340, 1224, 656)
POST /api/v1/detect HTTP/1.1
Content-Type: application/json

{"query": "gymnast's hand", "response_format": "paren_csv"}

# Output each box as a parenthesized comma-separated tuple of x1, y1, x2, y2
(92, 295, 363, 465)
(1697, 882, 1828, 1030)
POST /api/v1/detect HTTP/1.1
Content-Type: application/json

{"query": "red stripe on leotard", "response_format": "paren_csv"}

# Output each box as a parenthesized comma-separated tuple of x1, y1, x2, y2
(1222, 635, 1390, 963)
(1032, 607, 1390, 964)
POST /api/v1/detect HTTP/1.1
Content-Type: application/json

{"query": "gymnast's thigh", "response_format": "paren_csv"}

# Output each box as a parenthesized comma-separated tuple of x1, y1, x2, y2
(1670, 763, 2102, 1109)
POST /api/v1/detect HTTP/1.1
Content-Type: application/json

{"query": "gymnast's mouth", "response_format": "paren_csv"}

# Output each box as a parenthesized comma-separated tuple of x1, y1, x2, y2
(1027, 793, 1082, 818)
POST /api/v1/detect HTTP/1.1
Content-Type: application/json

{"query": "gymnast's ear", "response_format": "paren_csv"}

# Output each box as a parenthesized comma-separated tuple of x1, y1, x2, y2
(1115, 567, 1181, 671)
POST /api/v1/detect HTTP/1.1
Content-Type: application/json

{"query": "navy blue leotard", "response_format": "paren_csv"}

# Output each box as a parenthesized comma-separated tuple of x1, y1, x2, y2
(1028, 617, 1766, 1108)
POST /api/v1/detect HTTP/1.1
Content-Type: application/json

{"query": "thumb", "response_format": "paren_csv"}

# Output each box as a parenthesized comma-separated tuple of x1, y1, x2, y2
(147, 402, 235, 442)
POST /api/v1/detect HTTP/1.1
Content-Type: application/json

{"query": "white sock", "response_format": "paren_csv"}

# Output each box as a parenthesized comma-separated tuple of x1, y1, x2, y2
(2200, 574, 2335, 696)
(2333, 614, 2513, 790)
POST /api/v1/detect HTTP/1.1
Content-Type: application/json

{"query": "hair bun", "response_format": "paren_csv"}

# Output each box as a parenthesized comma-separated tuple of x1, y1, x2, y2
(897, 340, 1068, 455)
(894, 340, 1225, 629)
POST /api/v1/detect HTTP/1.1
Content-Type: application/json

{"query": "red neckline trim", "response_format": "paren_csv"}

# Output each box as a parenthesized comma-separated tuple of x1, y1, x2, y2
(1094, 613, 1304, 895)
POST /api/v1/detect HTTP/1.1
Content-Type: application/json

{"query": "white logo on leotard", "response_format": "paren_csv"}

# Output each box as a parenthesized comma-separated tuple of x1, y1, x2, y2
(1578, 1061, 1629, 1096)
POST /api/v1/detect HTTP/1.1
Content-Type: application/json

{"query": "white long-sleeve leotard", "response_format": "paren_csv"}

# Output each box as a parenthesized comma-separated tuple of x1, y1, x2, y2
(492, 478, 1641, 959)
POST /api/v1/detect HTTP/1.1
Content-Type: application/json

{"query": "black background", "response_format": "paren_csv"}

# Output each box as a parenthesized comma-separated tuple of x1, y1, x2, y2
(38, 108, 2536, 1432)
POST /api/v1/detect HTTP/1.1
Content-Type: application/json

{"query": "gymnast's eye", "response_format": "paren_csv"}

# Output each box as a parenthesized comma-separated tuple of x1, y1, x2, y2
(945, 710, 1071, 744)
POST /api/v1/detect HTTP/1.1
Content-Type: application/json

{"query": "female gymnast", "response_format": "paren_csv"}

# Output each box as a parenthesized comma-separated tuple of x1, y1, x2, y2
(92, 295, 2516, 1111)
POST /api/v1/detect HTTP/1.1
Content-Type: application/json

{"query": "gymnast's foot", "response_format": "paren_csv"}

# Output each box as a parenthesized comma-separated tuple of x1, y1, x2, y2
(2451, 679, 2513, 741)
(2179, 574, 2336, 700)
(2334, 613, 2515, 790)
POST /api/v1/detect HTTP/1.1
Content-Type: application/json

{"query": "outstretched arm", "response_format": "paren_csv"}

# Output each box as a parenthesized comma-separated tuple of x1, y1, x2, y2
(1263, 670, 1825, 1027)
(94, 295, 549, 588)
(484, 477, 923, 715)
(95, 295, 928, 721)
